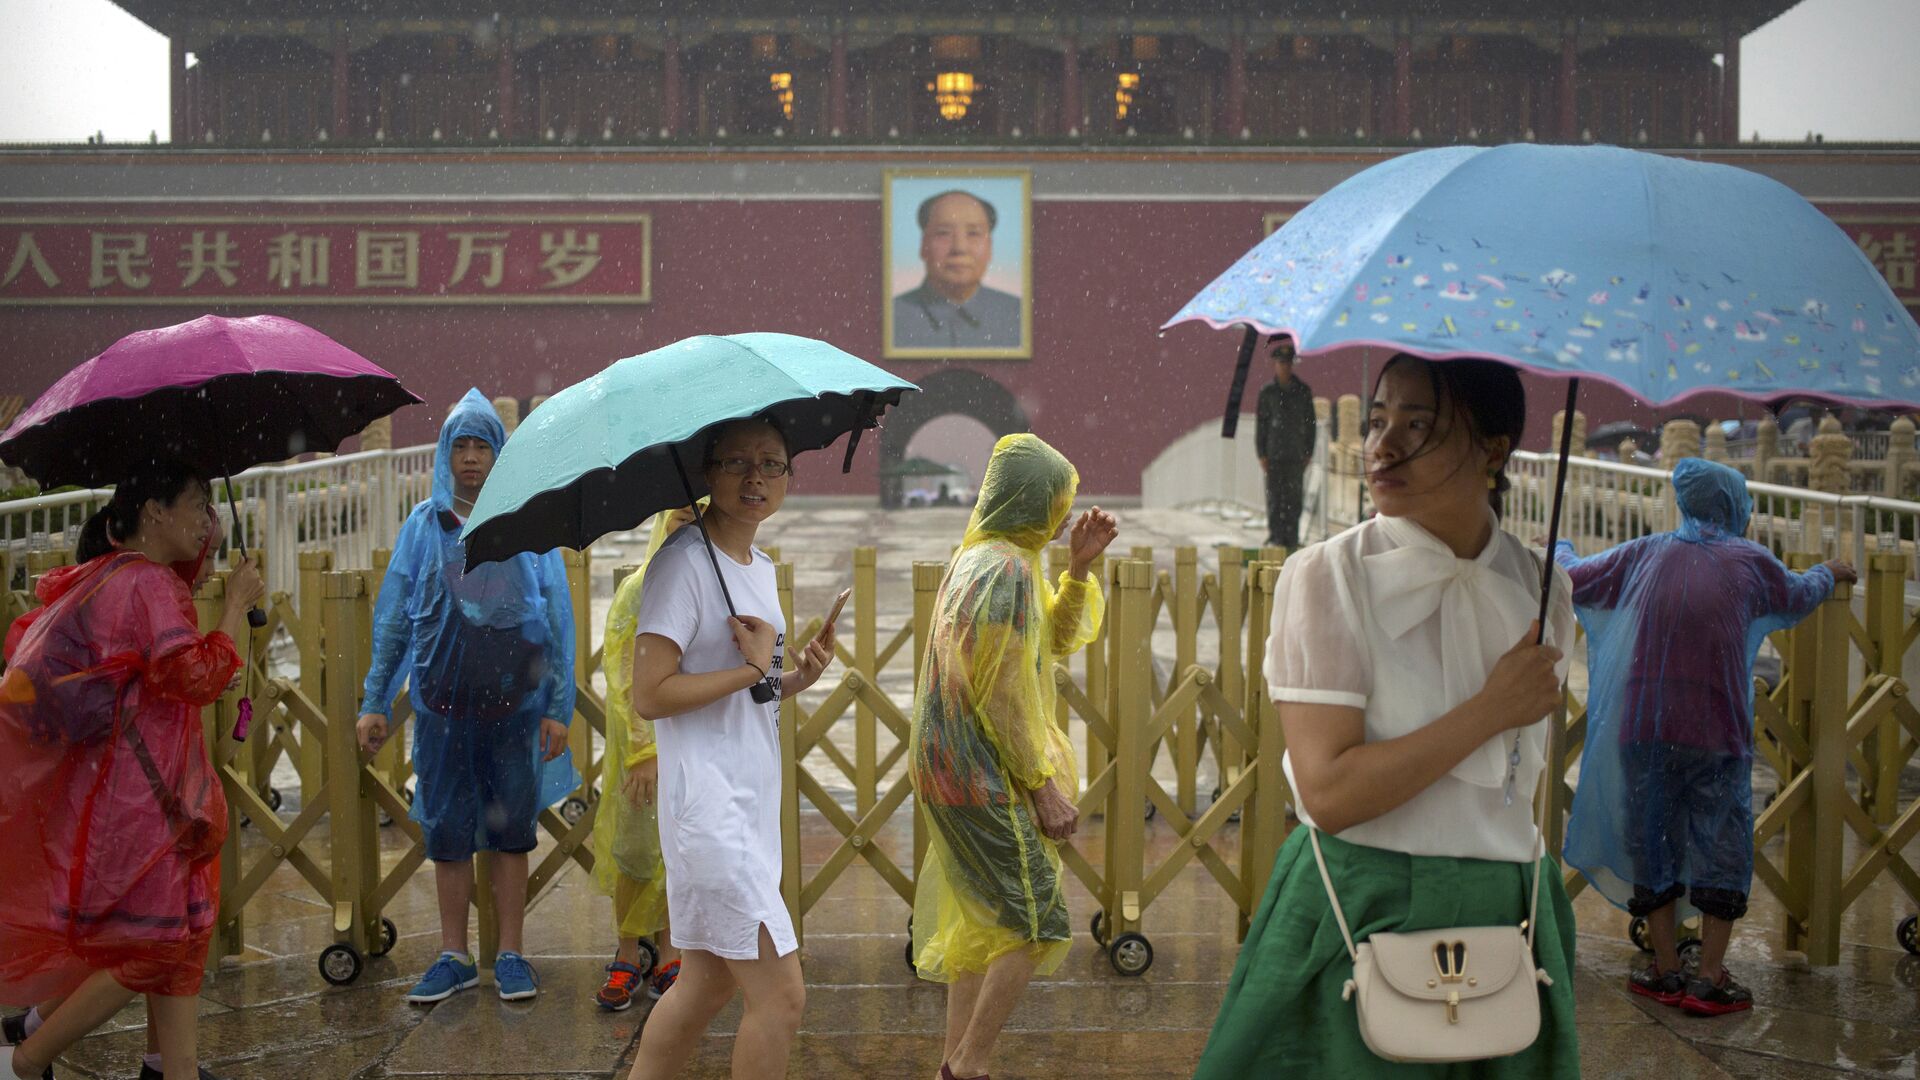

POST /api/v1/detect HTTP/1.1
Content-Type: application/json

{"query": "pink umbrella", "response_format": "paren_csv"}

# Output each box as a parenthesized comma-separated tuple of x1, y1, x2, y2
(1, 315, 421, 659)
(0, 314, 420, 489)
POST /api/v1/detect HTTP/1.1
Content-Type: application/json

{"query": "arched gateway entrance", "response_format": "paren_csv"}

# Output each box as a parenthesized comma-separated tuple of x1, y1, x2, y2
(878, 368, 1030, 508)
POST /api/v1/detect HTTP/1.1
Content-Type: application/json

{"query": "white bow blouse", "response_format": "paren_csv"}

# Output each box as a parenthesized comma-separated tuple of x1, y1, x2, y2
(1265, 510, 1576, 863)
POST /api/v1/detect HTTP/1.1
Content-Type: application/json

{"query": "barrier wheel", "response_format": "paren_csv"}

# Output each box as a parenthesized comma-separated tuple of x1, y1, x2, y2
(1109, 932, 1154, 977)
(1677, 938, 1703, 967)
(370, 917, 398, 958)
(1898, 956, 1920, 991)
(267, 786, 284, 812)
(1899, 915, 1919, 956)
(905, 916, 917, 973)
(1091, 910, 1110, 947)
(1144, 798, 1157, 822)
(561, 797, 590, 825)
(634, 936, 660, 976)
(318, 943, 363, 986)
(1628, 916, 1650, 952)
(378, 807, 394, 828)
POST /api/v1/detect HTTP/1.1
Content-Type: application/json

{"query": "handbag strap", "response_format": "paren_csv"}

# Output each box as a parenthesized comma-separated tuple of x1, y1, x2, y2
(1308, 827, 1363, 964)
(1308, 824, 1546, 963)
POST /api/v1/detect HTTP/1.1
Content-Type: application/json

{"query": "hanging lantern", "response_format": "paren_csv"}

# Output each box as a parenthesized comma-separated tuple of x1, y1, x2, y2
(769, 71, 795, 121)
(932, 71, 975, 121)
(1115, 72, 1141, 121)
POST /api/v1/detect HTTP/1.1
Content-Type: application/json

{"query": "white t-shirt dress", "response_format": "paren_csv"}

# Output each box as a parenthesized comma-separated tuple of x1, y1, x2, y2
(632, 527, 797, 960)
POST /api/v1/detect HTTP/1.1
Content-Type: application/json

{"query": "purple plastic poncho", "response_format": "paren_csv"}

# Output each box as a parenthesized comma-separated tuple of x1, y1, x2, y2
(1554, 457, 1834, 912)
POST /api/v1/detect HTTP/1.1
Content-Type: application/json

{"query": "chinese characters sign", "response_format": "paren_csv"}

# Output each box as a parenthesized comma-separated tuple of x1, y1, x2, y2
(0, 213, 650, 305)
(1848, 220, 1919, 308)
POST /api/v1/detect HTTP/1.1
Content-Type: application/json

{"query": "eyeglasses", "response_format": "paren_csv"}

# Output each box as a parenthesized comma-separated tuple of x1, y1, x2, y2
(713, 457, 791, 479)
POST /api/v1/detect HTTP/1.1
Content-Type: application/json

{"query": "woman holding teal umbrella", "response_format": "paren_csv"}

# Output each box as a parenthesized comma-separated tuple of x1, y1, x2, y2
(623, 418, 839, 1080)
(459, 333, 913, 1079)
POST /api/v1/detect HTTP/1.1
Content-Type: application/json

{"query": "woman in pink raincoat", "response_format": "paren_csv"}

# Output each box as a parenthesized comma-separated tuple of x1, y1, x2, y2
(0, 460, 263, 1080)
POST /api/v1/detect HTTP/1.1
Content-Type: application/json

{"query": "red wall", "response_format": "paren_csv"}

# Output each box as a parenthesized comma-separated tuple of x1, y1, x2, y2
(5, 195, 1916, 495)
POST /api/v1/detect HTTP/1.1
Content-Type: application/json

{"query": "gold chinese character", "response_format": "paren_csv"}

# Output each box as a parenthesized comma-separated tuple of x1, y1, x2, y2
(1859, 230, 1917, 293)
(89, 232, 152, 289)
(178, 229, 240, 288)
(267, 232, 331, 288)
(1, 233, 60, 289)
(539, 229, 602, 289)
(448, 231, 510, 288)
(356, 230, 420, 288)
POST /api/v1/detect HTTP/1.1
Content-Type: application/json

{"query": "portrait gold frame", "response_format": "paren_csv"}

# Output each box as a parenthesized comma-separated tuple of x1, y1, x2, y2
(882, 167, 1033, 360)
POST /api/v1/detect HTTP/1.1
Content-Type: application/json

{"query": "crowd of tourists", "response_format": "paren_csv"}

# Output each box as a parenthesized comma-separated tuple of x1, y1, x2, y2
(0, 353, 1846, 1080)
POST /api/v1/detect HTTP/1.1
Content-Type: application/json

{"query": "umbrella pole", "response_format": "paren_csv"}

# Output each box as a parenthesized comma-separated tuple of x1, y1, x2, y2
(224, 476, 268, 629)
(1535, 378, 1581, 643)
(669, 445, 777, 705)
(1220, 326, 1260, 438)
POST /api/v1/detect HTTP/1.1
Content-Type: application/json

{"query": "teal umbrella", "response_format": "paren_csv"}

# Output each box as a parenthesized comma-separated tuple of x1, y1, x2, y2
(461, 332, 916, 568)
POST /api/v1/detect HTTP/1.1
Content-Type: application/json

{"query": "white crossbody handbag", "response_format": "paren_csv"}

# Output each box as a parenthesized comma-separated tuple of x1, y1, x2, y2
(1308, 828, 1555, 1063)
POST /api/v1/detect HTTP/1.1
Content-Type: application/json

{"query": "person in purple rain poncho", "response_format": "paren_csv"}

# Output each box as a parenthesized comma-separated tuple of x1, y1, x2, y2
(1554, 456, 1853, 1017)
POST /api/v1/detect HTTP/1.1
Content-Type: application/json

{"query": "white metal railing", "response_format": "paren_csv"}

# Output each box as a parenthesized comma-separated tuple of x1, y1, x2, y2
(2, 445, 437, 597)
(1306, 448, 1920, 586)
(1501, 450, 1920, 583)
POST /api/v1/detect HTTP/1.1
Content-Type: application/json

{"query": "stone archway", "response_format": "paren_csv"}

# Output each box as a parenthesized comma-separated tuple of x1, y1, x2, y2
(879, 368, 1030, 508)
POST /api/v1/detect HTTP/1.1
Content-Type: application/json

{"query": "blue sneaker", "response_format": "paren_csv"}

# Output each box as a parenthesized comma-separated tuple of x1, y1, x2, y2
(495, 951, 539, 1001)
(406, 952, 479, 1003)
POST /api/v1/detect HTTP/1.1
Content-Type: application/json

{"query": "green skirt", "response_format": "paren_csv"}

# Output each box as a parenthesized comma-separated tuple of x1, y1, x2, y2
(1195, 829, 1580, 1079)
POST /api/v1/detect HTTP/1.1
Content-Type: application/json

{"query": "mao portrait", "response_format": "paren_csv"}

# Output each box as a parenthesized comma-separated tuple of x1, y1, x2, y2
(883, 169, 1032, 359)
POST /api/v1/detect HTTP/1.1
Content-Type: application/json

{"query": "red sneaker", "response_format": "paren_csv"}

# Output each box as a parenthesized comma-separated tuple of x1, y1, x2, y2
(1680, 968, 1754, 1016)
(1627, 961, 1687, 1006)
(595, 960, 644, 1012)
(647, 959, 681, 1000)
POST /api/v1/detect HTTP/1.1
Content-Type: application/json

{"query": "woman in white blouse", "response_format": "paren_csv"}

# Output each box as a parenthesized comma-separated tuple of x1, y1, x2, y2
(1194, 355, 1581, 1078)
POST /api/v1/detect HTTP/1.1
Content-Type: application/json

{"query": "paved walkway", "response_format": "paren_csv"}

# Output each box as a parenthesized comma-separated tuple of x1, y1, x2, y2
(43, 504, 1920, 1079)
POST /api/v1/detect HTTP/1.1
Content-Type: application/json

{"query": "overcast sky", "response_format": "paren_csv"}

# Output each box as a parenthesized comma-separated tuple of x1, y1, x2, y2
(0, 0, 1915, 143)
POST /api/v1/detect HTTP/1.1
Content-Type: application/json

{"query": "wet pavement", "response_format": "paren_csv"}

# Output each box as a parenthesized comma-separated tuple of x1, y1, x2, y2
(39, 503, 1920, 1078)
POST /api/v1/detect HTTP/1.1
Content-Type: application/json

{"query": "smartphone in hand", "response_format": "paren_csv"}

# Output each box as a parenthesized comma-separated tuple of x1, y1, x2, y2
(825, 587, 852, 629)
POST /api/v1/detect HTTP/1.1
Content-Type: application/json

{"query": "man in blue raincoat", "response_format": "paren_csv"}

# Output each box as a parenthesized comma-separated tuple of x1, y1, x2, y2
(355, 389, 577, 1004)
(1555, 457, 1851, 1017)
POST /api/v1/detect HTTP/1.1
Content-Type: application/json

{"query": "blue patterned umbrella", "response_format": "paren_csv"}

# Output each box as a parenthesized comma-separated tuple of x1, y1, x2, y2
(1169, 144, 1920, 645)
(1167, 144, 1920, 419)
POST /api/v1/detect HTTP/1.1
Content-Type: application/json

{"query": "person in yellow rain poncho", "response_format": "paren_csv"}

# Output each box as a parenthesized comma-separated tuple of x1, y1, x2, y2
(909, 434, 1118, 1080)
(591, 505, 698, 1012)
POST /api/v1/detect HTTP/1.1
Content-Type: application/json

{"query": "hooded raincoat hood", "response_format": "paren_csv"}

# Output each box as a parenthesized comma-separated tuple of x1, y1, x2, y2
(962, 434, 1078, 552)
(434, 389, 507, 514)
(1672, 457, 1751, 542)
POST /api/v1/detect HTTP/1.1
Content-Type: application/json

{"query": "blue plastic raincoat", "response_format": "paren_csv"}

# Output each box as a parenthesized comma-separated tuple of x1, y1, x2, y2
(1555, 457, 1833, 916)
(360, 390, 578, 853)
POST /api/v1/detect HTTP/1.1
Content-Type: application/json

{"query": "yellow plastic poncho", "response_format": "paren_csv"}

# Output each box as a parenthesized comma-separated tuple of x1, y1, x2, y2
(908, 434, 1105, 982)
(591, 508, 692, 940)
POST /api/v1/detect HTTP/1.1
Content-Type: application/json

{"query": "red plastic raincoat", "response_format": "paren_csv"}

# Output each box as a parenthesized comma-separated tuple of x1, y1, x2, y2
(0, 551, 239, 1003)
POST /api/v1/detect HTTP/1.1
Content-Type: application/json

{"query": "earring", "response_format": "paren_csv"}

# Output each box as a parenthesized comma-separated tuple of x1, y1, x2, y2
(1486, 473, 1499, 490)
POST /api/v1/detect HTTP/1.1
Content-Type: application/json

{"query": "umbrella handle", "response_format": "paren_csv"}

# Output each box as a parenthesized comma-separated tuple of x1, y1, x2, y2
(669, 445, 778, 705)
(843, 391, 874, 474)
(1535, 378, 1581, 644)
(1221, 326, 1260, 439)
